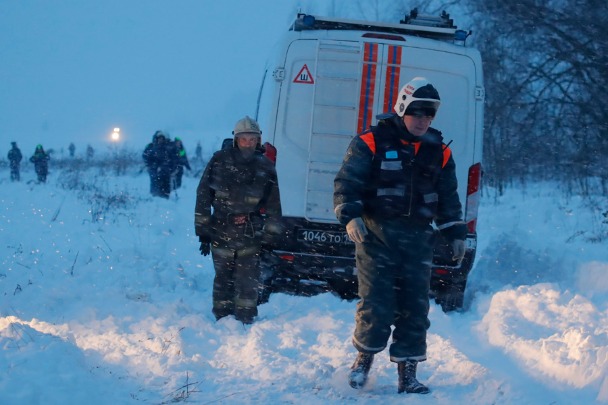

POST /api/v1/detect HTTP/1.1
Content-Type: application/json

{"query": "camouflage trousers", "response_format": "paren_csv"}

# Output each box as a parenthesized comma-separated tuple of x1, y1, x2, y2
(211, 236, 261, 324)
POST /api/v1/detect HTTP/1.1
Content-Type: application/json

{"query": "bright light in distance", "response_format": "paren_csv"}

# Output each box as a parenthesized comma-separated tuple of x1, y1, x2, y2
(111, 127, 121, 142)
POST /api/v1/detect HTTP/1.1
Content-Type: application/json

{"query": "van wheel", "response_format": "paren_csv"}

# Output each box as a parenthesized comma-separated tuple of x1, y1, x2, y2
(434, 281, 466, 312)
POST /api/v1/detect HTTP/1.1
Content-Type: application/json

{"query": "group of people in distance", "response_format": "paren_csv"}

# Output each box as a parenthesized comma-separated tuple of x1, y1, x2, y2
(7, 142, 50, 183)
(142, 131, 191, 199)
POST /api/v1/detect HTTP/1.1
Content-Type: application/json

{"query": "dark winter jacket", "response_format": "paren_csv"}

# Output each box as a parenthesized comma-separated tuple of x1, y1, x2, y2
(334, 113, 466, 242)
(8, 147, 22, 168)
(195, 147, 282, 241)
(143, 139, 177, 174)
(30, 148, 50, 175)
(142, 143, 155, 170)
(174, 142, 191, 171)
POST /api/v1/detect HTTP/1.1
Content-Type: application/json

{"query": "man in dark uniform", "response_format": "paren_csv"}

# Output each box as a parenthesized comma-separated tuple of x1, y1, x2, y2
(195, 116, 282, 324)
(7, 142, 22, 182)
(143, 131, 176, 198)
(30, 144, 50, 183)
(334, 77, 467, 394)
(172, 137, 191, 190)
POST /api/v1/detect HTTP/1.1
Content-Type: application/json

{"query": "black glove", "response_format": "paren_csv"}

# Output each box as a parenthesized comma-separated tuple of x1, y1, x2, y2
(199, 235, 211, 256)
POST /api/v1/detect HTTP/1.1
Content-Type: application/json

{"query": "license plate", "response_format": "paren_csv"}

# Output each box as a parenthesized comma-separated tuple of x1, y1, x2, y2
(298, 229, 353, 244)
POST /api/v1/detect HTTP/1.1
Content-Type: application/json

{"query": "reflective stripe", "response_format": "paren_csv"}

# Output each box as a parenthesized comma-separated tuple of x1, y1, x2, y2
(353, 336, 386, 353)
(437, 220, 465, 230)
(195, 213, 211, 225)
(381, 160, 402, 170)
(377, 187, 405, 197)
(423, 193, 438, 203)
(244, 196, 262, 205)
(390, 354, 427, 362)
(236, 246, 259, 258)
(212, 247, 234, 259)
(235, 297, 258, 308)
(215, 190, 230, 199)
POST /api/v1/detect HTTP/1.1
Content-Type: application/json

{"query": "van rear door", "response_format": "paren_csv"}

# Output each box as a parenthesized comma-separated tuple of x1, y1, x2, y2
(274, 38, 481, 223)
(273, 39, 361, 223)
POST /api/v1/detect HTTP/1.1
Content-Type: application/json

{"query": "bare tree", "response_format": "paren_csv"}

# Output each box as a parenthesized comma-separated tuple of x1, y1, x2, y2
(467, 0, 608, 193)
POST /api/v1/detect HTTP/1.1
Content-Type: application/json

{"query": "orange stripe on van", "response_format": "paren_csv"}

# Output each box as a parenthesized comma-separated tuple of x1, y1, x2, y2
(383, 46, 402, 113)
(357, 43, 378, 134)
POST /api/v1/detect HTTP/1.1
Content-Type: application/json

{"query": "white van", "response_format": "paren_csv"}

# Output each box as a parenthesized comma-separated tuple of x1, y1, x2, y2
(256, 10, 484, 311)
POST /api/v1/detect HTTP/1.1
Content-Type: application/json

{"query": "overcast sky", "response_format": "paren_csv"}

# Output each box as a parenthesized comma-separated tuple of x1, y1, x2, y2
(0, 0, 464, 156)
(0, 0, 300, 155)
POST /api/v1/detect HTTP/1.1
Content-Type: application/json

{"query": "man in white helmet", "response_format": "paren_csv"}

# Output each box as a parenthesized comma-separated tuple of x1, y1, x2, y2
(334, 77, 466, 394)
(194, 116, 282, 324)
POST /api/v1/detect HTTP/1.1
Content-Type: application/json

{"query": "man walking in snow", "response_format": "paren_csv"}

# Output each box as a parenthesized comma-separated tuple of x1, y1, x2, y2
(143, 131, 176, 198)
(29, 144, 50, 183)
(333, 77, 467, 394)
(194, 116, 282, 324)
(172, 137, 191, 190)
(7, 141, 22, 182)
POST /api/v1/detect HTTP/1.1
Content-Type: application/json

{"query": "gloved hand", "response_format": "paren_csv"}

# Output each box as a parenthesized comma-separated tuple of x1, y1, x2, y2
(451, 239, 466, 264)
(199, 235, 211, 256)
(195, 214, 210, 238)
(346, 217, 368, 243)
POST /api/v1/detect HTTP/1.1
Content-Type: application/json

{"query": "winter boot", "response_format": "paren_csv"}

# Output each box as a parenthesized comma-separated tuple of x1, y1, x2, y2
(397, 360, 430, 394)
(348, 352, 374, 389)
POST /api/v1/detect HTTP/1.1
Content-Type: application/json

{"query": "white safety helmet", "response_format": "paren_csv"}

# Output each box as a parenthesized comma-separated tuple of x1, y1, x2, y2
(393, 77, 441, 117)
(232, 116, 262, 147)
(233, 116, 262, 136)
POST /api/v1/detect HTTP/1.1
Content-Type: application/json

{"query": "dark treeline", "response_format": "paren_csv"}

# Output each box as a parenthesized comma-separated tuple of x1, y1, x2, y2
(465, 0, 608, 195)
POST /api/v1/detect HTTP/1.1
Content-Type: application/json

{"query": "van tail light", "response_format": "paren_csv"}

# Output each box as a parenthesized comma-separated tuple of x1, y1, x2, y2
(434, 267, 449, 275)
(279, 254, 295, 262)
(465, 163, 482, 234)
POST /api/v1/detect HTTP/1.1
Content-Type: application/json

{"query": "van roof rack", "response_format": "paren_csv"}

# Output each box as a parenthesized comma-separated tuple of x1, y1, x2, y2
(292, 9, 468, 42)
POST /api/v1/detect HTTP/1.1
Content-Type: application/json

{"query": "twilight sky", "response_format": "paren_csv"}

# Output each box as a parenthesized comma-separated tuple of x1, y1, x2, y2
(0, 0, 300, 155)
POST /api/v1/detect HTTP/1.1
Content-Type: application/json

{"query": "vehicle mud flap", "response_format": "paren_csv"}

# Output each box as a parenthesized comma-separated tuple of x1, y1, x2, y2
(258, 250, 276, 305)
(328, 273, 359, 301)
(433, 279, 467, 312)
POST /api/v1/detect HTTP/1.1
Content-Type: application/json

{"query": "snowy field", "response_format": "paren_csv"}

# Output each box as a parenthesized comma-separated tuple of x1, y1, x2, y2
(1, 165, 607, 404)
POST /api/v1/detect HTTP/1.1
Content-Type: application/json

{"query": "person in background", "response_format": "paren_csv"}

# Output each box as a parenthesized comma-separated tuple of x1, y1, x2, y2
(7, 141, 23, 182)
(143, 131, 176, 198)
(195, 141, 202, 161)
(143, 132, 161, 196)
(194, 116, 282, 324)
(172, 137, 191, 190)
(333, 77, 467, 395)
(68, 142, 75, 158)
(30, 144, 50, 183)
(86, 144, 94, 161)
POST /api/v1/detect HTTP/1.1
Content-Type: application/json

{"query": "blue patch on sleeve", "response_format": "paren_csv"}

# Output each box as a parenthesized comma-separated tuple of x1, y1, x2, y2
(385, 150, 398, 159)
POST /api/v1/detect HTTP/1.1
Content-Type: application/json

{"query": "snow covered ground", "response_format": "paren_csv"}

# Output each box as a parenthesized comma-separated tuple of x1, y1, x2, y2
(1, 166, 607, 404)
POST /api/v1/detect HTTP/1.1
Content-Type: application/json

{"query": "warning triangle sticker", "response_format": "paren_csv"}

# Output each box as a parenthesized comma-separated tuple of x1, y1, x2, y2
(293, 64, 314, 84)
